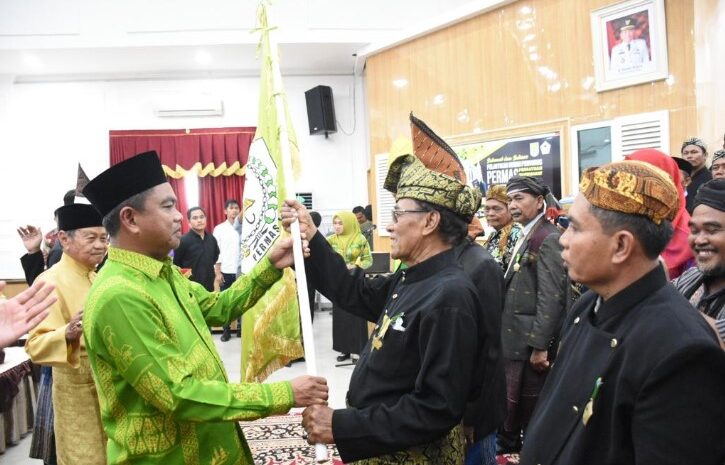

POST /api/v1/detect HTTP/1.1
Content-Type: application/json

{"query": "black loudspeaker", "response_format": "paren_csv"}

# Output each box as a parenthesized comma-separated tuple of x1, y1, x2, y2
(304, 85, 337, 137)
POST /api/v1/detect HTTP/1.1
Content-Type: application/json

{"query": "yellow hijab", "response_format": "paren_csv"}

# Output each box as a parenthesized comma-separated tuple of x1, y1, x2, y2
(332, 211, 363, 260)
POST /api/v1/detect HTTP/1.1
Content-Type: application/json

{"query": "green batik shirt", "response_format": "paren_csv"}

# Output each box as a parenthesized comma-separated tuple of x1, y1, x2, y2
(83, 247, 295, 465)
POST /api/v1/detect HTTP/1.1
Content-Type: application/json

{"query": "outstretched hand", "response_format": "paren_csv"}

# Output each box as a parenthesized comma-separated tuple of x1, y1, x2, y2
(0, 280, 57, 348)
(267, 237, 311, 270)
(281, 200, 318, 241)
(291, 375, 329, 407)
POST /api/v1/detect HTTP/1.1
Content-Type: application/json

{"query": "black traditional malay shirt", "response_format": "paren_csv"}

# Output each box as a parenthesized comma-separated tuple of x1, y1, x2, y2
(521, 265, 725, 465)
(305, 232, 483, 463)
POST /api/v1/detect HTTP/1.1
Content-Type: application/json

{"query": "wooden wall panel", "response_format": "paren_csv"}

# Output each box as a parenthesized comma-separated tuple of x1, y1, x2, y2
(1, 281, 28, 298)
(366, 0, 697, 252)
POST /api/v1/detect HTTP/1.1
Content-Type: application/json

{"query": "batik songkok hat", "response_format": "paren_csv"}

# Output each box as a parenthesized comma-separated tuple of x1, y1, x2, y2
(407, 113, 483, 233)
(384, 115, 482, 221)
(506, 175, 561, 212)
(409, 113, 467, 183)
(384, 155, 482, 222)
(681, 137, 707, 154)
(579, 160, 678, 224)
(486, 185, 509, 204)
(694, 178, 725, 212)
(712, 149, 725, 164)
(506, 176, 549, 196)
(82, 151, 168, 217)
(55, 204, 103, 231)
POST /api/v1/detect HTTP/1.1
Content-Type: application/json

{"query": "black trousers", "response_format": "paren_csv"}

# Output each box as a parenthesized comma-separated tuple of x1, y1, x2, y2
(221, 273, 240, 336)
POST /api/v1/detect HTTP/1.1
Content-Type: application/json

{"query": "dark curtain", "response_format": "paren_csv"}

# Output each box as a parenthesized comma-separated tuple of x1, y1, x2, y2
(109, 128, 255, 234)
(199, 175, 246, 231)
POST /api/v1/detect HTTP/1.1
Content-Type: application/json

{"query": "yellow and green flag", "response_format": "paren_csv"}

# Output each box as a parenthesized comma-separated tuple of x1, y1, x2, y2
(239, 3, 304, 382)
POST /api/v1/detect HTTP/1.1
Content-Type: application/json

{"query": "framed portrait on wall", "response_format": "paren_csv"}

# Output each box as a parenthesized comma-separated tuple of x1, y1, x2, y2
(591, 0, 668, 92)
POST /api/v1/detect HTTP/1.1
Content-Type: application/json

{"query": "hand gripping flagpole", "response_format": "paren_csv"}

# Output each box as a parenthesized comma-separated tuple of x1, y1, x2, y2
(263, 3, 329, 463)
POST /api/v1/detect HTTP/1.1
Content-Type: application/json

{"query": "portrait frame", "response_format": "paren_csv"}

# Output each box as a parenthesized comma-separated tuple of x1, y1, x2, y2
(591, 0, 668, 92)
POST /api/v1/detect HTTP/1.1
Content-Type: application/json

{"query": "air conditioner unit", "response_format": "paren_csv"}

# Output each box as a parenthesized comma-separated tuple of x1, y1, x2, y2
(153, 94, 224, 117)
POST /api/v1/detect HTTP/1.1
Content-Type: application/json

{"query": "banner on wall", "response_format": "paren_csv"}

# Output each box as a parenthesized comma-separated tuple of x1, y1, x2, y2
(453, 133, 562, 200)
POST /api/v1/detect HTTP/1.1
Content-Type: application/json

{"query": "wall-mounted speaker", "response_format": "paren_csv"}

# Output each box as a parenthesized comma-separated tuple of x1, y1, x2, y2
(304, 85, 337, 138)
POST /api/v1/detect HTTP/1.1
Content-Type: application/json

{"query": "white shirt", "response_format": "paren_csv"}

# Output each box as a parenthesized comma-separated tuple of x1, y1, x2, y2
(213, 220, 241, 274)
(505, 211, 545, 276)
(610, 39, 650, 75)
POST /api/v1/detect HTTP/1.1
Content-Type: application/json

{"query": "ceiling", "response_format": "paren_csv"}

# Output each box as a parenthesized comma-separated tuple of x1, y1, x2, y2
(0, 0, 485, 82)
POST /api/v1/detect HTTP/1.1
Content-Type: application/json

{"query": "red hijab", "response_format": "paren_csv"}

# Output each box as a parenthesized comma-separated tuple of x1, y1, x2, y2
(625, 149, 693, 278)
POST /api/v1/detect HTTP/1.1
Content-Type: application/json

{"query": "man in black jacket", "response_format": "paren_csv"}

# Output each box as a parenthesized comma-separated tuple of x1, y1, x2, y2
(521, 161, 725, 465)
(498, 176, 568, 453)
(457, 237, 506, 465)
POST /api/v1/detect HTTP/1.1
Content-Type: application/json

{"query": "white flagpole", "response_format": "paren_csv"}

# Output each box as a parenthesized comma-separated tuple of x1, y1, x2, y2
(264, 4, 329, 463)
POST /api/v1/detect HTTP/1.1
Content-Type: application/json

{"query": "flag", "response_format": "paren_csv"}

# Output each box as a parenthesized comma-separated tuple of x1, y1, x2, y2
(239, 3, 304, 382)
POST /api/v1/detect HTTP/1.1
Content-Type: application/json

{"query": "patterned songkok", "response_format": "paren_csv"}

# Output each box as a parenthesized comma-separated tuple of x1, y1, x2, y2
(681, 137, 707, 154)
(486, 184, 509, 204)
(506, 176, 550, 197)
(579, 160, 678, 224)
(385, 155, 482, 222)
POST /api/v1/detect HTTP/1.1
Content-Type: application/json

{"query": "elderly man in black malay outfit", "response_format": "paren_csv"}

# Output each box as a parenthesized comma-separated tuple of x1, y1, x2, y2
(521, 161, 725, 465)
(497, 175, 568, 453)
(404, 114, 506, 465)
(284, 134, 490, 463)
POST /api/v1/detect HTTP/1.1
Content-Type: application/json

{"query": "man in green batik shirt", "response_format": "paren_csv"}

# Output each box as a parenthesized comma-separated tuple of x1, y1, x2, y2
(81, 151, 328, 465)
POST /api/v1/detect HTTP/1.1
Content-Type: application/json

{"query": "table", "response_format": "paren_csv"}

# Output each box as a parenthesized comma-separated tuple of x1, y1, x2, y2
(0, 347, 37, 454)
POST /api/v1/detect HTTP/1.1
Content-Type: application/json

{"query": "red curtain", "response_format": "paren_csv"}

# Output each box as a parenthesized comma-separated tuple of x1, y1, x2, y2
(167, 178, 189, 232)
(199, 175, 246, 231)
(109, 127, 255, 233)
(110, 128, 255, 170)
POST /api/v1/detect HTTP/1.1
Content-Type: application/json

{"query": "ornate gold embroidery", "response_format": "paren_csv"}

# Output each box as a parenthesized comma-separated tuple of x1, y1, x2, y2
(125, 414, 177, 455)
(268, 382, 293, 413)
(136, 371, 175, 412)
(95, 358, 130, 458)
(108, 247, 165, 277)
(167, 341, 224, 385)
(210, 446, 229, 465)
(243, 270, 304, 382)
(231, 384, 264, 404)
(351, 425, 464, 465)
(179, 422, 200, 465)
(154, 328, 175, 347)
(246, 257, 283, 289)
(103, 326, 136, 373)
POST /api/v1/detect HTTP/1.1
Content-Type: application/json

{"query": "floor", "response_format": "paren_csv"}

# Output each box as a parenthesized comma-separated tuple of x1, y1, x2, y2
(0, 307, 353, 464)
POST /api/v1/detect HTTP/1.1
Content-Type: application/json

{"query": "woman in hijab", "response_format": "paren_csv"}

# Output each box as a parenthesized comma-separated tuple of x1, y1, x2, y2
(327, 211, 373, 362)
(626, 148, 694, 278)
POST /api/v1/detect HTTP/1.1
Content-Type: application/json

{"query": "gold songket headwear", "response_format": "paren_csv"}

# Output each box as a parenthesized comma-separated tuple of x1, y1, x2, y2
(486, 184, 509, 204)
(385, 155, 482, 222)
(579, 160, 678, 224)
(384, 115, 482, 221)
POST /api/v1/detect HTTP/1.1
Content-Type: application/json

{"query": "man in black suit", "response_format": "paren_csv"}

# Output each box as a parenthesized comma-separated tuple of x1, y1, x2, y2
(521, 161, 725, 465)
(497, 176, 569, 453)
(457, 236, 506, 465)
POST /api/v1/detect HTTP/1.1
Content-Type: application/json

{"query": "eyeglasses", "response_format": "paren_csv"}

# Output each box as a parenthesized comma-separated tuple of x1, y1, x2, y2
(390, 209, 428, 223)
